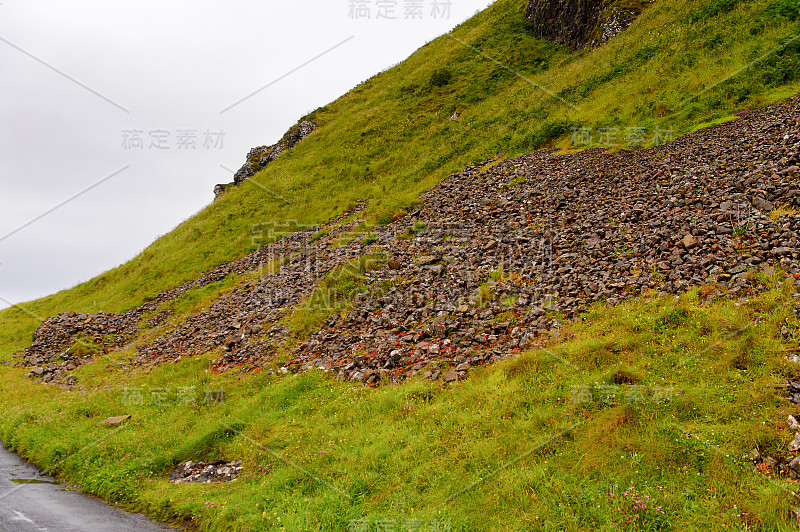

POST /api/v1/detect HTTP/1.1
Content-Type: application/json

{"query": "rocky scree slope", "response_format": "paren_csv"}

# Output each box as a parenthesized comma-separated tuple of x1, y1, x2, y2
(14, 95, 800, 387)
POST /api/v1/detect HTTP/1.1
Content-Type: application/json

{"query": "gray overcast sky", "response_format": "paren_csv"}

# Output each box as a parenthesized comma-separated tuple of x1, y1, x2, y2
(0, 0, 494, 310)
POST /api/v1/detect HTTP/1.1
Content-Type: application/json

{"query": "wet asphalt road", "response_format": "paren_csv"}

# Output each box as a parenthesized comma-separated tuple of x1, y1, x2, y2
(0, 442, 176, 531)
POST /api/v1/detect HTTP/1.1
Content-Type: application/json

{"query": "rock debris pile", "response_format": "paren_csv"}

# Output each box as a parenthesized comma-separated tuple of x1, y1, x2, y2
(14, 95, 800, 387)
(169, 460, 243, 484)
(18, 310, 156, 384)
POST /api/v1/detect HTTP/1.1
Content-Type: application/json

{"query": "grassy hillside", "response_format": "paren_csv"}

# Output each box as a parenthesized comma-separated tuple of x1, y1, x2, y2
(2, 0, 799, 356)
(1, 0, 800, 530)
(2, 285, 800, 530)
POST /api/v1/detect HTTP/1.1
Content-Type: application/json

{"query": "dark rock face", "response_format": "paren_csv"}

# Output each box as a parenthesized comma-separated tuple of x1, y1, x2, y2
(213, 183, 234, 198)
(232, 163, 256, 186)
(525, 0, 644, 49)
(214, 120, 318, 199)
(525, 0, 603, 50)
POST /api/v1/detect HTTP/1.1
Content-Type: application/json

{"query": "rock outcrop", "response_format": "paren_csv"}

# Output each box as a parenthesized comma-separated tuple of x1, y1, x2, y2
(525, 0, 646, 49)
(214, 120, 317, 199)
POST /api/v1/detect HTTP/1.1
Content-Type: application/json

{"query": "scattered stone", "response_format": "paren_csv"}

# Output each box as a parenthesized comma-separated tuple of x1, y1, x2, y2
(100, 415, 131, 426)
(745, 448, 761, 463)
(169, 460, 243, 484)
(789, 433, 800, 452)
(415, 255, 439, 266)
(682, 234, 698, 249)
(442, 369, 458, 383)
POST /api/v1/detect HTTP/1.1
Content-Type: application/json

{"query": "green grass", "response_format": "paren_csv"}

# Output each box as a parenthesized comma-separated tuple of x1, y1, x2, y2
(2, 284, 800, 530)
(280, 251, 389, 341)
(166, 274, 243, 317)
(770, 204, 800, 220)
(57, 334, 106, 362)
(1, 0, 800, 529)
